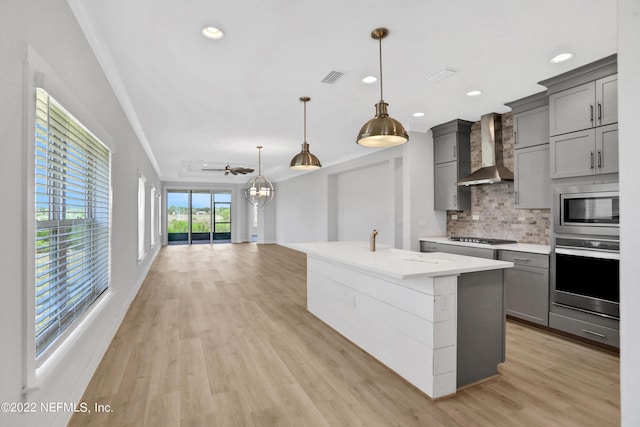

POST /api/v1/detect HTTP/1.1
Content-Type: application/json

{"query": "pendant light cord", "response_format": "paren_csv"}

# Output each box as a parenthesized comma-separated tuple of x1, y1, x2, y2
(303, 100, 307, 143)
(258, 146, 262, 175)
(378, 36, 384, 102)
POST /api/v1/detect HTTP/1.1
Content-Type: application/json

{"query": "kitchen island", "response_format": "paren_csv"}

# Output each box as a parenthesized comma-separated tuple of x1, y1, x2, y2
(289, 241, 513, 399)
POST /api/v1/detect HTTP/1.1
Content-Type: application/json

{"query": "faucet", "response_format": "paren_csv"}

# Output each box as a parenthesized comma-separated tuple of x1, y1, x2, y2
(370, 229, 378, 252)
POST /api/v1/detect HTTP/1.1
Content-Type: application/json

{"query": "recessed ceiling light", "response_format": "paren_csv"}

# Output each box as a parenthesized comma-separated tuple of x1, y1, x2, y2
(466, 90, 482, 97)
(362, 75, 378, 84)
(550, 52, 574, 63)
(202, 26, 224, 40)
(413, 112, 425, 117)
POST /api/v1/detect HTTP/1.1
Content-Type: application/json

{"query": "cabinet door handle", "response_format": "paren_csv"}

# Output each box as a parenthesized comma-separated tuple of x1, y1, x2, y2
(598, 150, 602, 168)
(582, 329, 606, 339)
(515, 191, 519, 205)
(453, 145, 456, 159)
(514, 131, 517, 145)
(513, 257, 530, 262)
(590, 104, 594, 124)
(590, 151, 595, 169)
(453, 194, 457, 207)
(598, 102, 602, 123)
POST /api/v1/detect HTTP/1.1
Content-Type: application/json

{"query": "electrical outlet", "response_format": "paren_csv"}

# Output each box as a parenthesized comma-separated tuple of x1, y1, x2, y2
(451, 214, 458, 220)
(472, 214, 480, 221)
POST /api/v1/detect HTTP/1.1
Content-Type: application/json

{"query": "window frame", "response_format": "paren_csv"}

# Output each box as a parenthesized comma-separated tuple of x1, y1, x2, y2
(150, 186, 156, 247)
(137, 174, 146, 261)
(23, 45, 117, 394)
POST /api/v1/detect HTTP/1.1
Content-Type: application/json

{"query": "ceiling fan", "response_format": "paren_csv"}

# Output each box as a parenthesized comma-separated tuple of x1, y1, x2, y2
(201, 164, 254, 175)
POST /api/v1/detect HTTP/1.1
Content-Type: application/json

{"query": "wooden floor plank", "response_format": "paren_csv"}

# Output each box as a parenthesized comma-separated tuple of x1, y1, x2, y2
(68, 243, 620, 426)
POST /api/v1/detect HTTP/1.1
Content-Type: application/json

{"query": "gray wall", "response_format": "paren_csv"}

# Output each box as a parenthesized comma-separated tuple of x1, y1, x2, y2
(0, 1, 161, 425)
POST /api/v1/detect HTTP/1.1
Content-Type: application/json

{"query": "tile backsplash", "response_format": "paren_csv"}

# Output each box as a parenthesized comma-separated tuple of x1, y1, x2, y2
(446, 112, 551, 245)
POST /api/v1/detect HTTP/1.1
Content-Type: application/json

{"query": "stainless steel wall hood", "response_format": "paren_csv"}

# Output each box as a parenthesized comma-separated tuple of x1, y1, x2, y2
(456, 113, 514, 186)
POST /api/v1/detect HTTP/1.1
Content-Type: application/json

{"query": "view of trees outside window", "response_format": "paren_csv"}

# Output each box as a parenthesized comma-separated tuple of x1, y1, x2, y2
(167, 192, 189, 233)
(166, 191, 231, 243)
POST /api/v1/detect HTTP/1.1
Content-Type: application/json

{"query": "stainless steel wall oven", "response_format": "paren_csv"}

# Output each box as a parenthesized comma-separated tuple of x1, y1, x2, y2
(552, 236, 619, 319)
(552, 182, 620, 320)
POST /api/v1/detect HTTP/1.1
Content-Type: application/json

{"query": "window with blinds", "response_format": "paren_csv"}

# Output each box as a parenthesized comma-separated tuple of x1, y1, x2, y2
(138, 175, 146, 260)
(34, 88, 111, 359)
(150, 186, 156, 246)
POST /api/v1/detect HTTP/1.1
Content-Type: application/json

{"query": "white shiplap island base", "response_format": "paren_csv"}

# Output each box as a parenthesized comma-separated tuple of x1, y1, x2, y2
(289, 241, 514, 399)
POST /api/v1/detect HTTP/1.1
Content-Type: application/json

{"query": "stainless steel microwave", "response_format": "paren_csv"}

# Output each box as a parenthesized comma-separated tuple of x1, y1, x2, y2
(554, 183, 619, 236)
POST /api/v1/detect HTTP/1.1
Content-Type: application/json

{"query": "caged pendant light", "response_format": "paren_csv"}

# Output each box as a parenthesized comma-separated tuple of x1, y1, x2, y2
(290, 96, 322, 170)
(356, 28, 409, 147)
(244, 146, 275, 207)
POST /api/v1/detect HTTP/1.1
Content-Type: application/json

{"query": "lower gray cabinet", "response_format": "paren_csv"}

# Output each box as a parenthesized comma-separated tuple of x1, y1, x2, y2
(499, 250, 549, 326)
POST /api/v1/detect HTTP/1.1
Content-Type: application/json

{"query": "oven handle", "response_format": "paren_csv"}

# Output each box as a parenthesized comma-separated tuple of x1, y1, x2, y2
(555, 247, 620, 260)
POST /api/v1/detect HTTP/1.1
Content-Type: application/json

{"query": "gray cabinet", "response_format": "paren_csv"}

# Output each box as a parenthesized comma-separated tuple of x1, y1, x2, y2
(434, 132, 458, 164)
(550, 123, 618, 178)
(514, 105, 550, 149)
(514, 144, 550, 208)
(506, 92, 551, 209)
(597, 123, 619, 174)
(420, 241, 497, 259)
(499, 250, 549, 326)
(595, 74, 618, 127)
(541, 55, 618, 179)
(432, 120, 473, 211)
(548, 74, 618, 136)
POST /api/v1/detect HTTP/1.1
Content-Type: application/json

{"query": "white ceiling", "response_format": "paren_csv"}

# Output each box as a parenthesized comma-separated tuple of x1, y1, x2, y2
(68, 0, 617, 184)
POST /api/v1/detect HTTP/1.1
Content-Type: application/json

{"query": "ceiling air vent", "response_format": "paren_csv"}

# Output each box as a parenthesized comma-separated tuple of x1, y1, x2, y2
(426, 67, 458, 83)
(321, 70, 345, 84)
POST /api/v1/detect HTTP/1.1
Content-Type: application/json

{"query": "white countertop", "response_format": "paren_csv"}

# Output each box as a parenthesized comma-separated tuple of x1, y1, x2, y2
(419, 237, 551, 255)
(289, 241, 513, 280)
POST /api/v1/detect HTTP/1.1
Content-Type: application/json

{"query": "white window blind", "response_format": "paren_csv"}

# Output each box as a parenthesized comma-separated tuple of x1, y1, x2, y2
(138, 175, 146, 260)
(150, 186, 156, 246)
(158, 194, 162, 237)
(34, 88, 111, 358)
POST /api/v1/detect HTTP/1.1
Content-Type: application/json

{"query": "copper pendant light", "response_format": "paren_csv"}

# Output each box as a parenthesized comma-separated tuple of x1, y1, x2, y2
(357, 28, 409, 147)
(290, 97, 322, 170)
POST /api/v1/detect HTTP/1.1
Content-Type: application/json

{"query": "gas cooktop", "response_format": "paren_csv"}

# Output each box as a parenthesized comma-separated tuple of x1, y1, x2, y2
(449, 237, 518, 245)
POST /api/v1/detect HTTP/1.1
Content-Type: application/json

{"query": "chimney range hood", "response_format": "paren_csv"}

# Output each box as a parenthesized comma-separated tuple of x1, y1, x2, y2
(456, 113, 513, 186)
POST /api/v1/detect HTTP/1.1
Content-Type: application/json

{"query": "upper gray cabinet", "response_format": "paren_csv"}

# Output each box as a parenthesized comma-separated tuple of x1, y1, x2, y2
(596, 74, 618, 127)
(550, 124, 618, 178)
(548, 75, 617, 136)
(540, 54, 618, 179)
(514, 105, 549, 149)
(506, 92, 551, 209)
(431, 119, 473, 211)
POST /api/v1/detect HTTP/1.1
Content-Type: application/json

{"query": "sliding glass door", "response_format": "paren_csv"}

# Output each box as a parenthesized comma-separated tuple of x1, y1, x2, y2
(167, 191, 189, 244)
(166, 190, 231, 244)
(213, 193, 231, 241)
(191, 192, 212, 244)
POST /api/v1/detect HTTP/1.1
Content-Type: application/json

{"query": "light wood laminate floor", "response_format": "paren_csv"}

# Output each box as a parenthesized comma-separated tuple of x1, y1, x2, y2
(68, 243, 620, 427)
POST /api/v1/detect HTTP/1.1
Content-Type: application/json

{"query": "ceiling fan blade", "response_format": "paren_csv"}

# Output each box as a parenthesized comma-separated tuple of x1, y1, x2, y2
(236, 167, 254, 174)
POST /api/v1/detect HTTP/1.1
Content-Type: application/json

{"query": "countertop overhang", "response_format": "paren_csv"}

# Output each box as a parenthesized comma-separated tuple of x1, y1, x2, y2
(289, 241, 513, 280)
